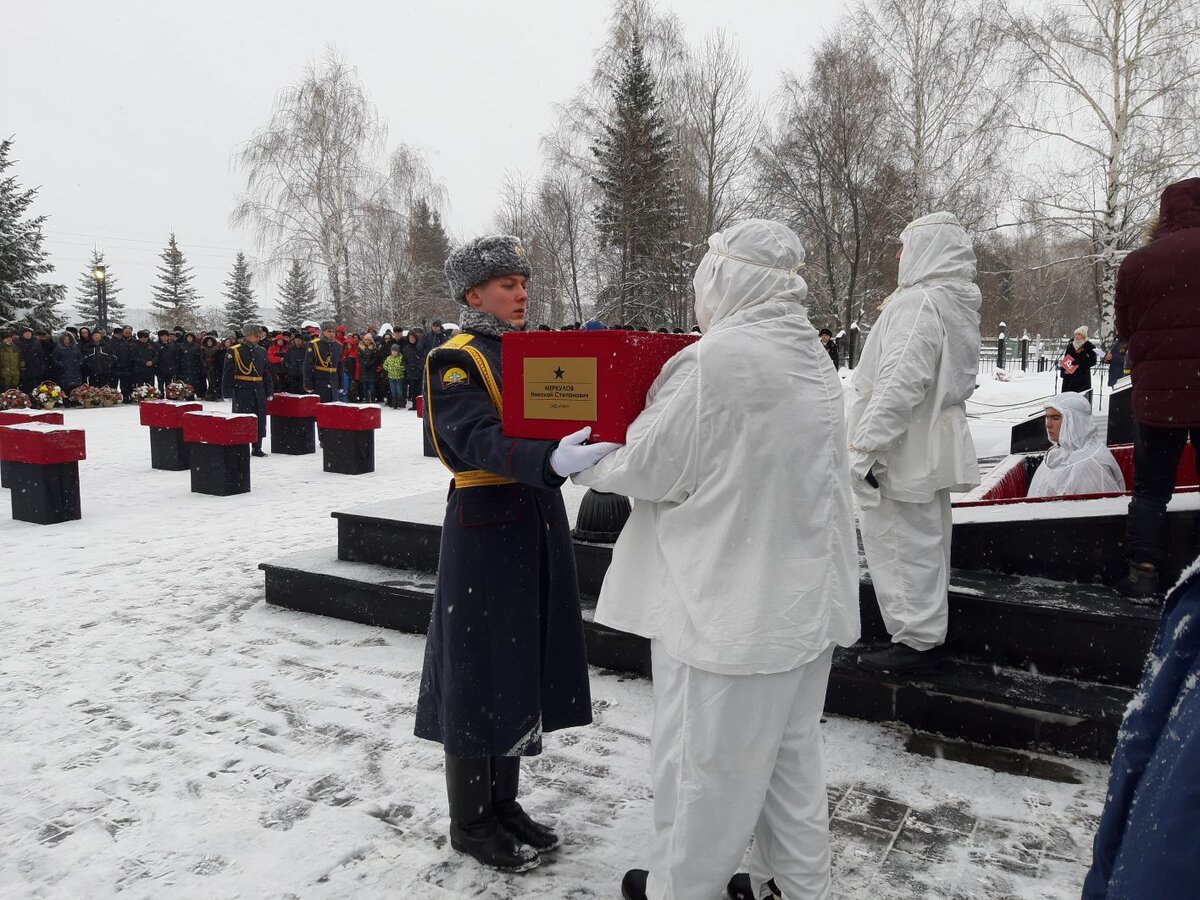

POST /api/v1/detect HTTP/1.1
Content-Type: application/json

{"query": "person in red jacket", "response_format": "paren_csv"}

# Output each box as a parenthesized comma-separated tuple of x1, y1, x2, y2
(340, 332, 359, 401)
(266, 333, 288, 391)
(1115, 177, 1200, 600)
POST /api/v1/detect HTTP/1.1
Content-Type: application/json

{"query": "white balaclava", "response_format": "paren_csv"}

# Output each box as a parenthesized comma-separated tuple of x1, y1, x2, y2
(693, 219, 808, 334)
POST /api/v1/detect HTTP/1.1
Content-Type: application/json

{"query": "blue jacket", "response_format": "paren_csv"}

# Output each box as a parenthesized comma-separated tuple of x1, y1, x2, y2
(1084, 561, 1200, 898)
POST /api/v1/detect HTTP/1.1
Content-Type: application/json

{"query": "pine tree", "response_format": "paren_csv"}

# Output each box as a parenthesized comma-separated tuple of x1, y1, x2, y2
(276, 259, 319, 326)
(150, 233, 200, 328)
(73, 249, 126, 326)
(408, 198, 452, 323)
(592, 31, 684, 328)
(222, 251, 260, 330)
(0, 139, 66, 330)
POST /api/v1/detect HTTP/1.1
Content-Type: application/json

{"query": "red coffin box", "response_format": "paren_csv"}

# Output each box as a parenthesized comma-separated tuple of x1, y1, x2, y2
(139, 400, 202, 429)
(501, 331, 698, 442)
(182, 411, 259, 446)
(267, 393, 320, 418)
(0, 423, 86, 464)
(316, 403, 381, 432)
(0, 409, 64, 427)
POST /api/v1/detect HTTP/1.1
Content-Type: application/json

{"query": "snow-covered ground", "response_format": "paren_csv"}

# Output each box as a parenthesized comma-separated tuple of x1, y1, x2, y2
(0, 376, 1111, 899)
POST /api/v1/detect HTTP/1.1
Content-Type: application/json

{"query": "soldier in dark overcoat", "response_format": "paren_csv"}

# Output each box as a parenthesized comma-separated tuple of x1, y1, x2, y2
(221, 324, 274, 456)
(303, 321, 342, 401)
(414, 235, 617, 874)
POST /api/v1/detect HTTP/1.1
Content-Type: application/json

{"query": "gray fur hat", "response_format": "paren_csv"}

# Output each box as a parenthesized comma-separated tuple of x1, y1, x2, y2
(243, 322, 264, 335)
(445, 235, 531, 303)
(320, 320, 337, 331)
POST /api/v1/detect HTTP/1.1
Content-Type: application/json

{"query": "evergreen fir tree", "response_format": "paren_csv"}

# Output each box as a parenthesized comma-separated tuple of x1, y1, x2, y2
(221, 251, 260, 329)
(275, 259, 319, 326)
(0, 139, 66, 330)
(591, 31, 684, 327)
(408, 198, 452, 323)
(73, 249, 125, 326)
(150, 233, 200, 328)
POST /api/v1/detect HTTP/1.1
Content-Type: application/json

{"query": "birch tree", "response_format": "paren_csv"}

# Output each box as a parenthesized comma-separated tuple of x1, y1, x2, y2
(1003, 0, 1200, 337)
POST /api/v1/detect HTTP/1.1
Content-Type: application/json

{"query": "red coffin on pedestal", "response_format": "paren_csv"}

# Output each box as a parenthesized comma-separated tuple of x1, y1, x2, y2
(139, 400, 203, 429)
(316, 403, 381, 431)
(501, 331, 698, 442)
(0, 423, 86, 464)
(182, 412, 259, 446)
(267, 393, 320, 418)
(0, 409, 65, 427)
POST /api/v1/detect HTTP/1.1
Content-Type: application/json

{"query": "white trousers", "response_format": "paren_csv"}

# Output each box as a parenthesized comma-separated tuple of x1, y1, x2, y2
(858, 489, 952, 650)
(646, 641, 835, 900)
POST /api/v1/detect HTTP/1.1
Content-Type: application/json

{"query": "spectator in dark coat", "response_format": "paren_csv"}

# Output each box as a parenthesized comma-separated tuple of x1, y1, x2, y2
(283, 335, 307, 393)
(82, 332, 117, 387)
(1083, 559, 1200, 897)
(1116, 177, 1200, 598)
(356, 337, 381, 402)
(819, 328, 839, 368)
(113, 328, 135, 399)
(1059, 326, 1096, 395)
(130, 330, 157, 388)
(155, 331, 179, 392)
(52, 333, 84, 394)
(401, 328, 426, 409)
(1103, 336, 1128, 388)
(17, 328, 45, 393)
(177, 332, 203, 393)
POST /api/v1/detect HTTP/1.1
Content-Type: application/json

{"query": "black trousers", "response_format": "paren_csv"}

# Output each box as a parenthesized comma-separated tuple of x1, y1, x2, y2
(405, 379, 422, 406)
(1126, 422, 1200, 566)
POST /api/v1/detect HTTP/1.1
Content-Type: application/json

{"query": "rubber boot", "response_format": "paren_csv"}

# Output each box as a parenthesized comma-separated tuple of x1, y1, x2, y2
(446, 755, 539, 872)
(491, 756, 561, 852)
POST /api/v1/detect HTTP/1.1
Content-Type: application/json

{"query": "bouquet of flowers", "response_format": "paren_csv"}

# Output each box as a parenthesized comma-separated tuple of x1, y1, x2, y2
(130, 384, 161, 403)
(69, 384, 101, 407)
(165, 381, 196, 401)
(32, 381, 64, 409)
(0, 388, 31, 410)
(96, 386, 122, 407)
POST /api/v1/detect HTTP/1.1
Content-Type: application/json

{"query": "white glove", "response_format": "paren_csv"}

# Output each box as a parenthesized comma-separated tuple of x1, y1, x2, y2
(550, 427, 621, 478)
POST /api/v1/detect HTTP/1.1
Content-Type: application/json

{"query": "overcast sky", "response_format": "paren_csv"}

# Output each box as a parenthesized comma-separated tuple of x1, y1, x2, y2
(4, 0, 845, 322)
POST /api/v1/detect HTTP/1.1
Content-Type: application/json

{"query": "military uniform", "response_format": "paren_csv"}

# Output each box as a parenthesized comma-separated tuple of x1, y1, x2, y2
(414, 330, 592, 758)
(221, 341, 274, 452)
(303, 336, 342, 401)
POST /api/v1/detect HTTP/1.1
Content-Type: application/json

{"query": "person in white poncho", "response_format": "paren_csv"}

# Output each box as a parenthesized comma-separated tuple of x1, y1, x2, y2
(848, 212, 981, 675)
(1027, 393, 1125, 497)
(575, 219, 859, 900)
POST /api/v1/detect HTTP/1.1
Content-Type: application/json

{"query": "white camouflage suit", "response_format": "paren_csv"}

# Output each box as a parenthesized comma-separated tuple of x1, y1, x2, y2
(576, 219, 860, 899)
(847, 212, 982, 650)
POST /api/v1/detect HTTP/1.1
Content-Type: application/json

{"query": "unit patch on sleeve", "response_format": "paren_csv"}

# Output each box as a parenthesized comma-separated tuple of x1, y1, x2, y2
(441, 366, 470, 388)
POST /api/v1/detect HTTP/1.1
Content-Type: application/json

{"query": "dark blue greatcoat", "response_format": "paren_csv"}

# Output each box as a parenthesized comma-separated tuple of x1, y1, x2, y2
(302, 337, 342, 402)
(414, 330, 592, 758)
(1083, 561, 1200, 898)
(221, 341, 273, 445)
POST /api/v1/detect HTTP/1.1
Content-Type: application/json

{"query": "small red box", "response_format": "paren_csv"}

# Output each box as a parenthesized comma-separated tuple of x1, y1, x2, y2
(501, 331, 697, 442)
(267, 393, 320, 418)
(316, 403, 381, 432)
(0, 423, 86, 464)
(139, 400, 202, 429)
(182, 411, 259, 446)
(0, 409, 64, 427)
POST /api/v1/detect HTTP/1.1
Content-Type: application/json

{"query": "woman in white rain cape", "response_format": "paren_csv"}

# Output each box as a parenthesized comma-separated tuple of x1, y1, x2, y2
(575, 219, 858, 900)
(1027, 393, 1125, 497)
(847, 211, 981, 674)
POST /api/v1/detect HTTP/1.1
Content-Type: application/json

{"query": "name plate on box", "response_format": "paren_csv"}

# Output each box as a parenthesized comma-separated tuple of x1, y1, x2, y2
(523, 357, 597, 421)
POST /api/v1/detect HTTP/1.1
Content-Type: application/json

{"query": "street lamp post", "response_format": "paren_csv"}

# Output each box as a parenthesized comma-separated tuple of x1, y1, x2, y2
(93, 265, 107, 331)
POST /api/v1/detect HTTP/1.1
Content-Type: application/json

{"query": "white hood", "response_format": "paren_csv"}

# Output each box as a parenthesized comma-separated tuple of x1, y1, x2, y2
(693, 219, 807, 333)
(1027, 393, 1126, 497)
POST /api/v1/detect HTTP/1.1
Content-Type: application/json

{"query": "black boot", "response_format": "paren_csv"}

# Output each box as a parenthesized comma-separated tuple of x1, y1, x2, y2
(857, 643, 944, 674)
(492, 756, 561, 851)
(621, 869, 649, 900)
(1116, 563, 1161, 603)
(446, 755, 539, 872)
(726, 873, 782, 899)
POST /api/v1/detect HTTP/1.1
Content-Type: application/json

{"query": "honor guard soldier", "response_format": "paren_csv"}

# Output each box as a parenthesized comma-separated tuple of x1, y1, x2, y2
(303, 320, 342, 401)
(221, 323, 274, 456)
(413, 235, 618, 874)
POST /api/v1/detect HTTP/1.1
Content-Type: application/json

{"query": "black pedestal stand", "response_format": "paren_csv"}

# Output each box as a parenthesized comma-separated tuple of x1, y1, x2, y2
(189, 443, 251, 496)
(320, 430, 375, 475)
(149, 426, 190, 471)
(271, 417, 316, 455)
(9, 461, 81, 524)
